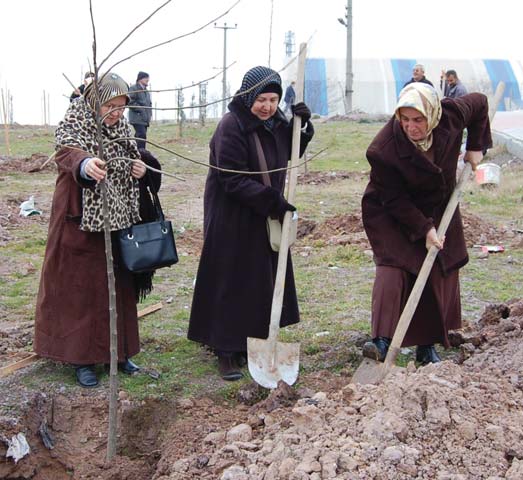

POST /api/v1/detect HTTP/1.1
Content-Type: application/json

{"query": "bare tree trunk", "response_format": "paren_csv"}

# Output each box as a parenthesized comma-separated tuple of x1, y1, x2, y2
(1, 88, 11, 155)
(89, 0, 120, 458)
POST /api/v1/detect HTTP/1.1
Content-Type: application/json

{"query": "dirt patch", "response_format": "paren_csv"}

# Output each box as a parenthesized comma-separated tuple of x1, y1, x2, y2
(176, 228, 204, 256)
(296, 209, 520, 251)
(324, 112, 390, 123)
(461, 210, 520, 247)
(149, 299, 523, 480)
(0, 321, 34, 368)
(0, 195, 49, 245)
(297, 171, 367, 186)
(0, 154, 55, 174)
(298, 213, 370, 248)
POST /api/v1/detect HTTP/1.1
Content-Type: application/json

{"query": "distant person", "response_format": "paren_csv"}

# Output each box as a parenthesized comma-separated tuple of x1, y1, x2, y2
(361, 83, 491, 366)
(283, 81, 296, 114)
(70, 72, 95, 102)
(403, 64, 433, 88)
(128, 71, 152, 149)
(441, 69, 468, 98)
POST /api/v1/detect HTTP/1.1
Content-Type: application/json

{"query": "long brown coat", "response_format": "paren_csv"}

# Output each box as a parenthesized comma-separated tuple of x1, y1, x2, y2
(362, 93, 492, 346)
(188, 98, 313, 353)
(34, 148, 139, 365)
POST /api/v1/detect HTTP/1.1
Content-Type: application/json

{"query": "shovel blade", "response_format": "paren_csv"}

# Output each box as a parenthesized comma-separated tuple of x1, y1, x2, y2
(247, 337, 300, 389)
(351, 357, 388, 385)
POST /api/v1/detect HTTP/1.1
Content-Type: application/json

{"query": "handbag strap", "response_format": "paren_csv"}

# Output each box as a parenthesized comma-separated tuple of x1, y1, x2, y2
(252, 132, 272, 187)
(142, 170, 166, 222)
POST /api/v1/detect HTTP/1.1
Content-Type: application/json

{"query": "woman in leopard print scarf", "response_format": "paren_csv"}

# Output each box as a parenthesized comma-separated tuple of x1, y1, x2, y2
(34, 72, 152, 388)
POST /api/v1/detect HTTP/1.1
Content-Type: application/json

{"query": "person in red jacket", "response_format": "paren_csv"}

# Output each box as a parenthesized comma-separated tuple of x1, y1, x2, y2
(361, 82, 492, 365)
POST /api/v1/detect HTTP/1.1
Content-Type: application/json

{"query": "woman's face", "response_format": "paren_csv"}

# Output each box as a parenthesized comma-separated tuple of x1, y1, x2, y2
(250, 93, 280, 121)
(398, 107, 428, 141)
(100, 95, 127, 126)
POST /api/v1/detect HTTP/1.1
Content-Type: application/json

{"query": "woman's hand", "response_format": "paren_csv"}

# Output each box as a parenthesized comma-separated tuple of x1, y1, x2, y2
(463, 150, 483, 171)
(291, 102, 311, 126)
(131, 160, 147, 179)
(85, 157, 106, 182)
(425, 227, 445, 250)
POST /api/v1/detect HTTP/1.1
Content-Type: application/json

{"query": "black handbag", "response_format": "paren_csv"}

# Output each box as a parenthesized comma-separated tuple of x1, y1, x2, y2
(118, 177, 178, 273)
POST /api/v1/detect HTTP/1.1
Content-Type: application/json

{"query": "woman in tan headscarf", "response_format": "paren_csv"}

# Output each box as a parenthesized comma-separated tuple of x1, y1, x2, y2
(34, 73, 161, 387)
(361, 82, 492, 365)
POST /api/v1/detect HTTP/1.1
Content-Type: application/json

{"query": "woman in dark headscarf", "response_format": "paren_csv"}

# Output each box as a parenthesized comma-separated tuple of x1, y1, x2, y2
(34, 72, 161, 388)
(188, 66, 314, 381)
(361, 83, 492, 365)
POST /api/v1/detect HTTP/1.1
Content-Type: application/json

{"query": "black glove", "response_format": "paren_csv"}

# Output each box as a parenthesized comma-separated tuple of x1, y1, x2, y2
(291, 102, 311, 126)
(274, 198, 296, 218)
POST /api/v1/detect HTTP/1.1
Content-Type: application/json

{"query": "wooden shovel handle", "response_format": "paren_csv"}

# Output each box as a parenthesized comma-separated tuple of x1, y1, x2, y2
(383, 162, 472, 368)
(267, 43, 308, 342)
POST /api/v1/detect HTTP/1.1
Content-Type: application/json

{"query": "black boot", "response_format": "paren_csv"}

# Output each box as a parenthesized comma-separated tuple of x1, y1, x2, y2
(118, 358, 141, 374)
(217, 353, 243, 381)
(362, 337, 391, 362)
(234, 351, 248, 368)
(74, 365, 98, 388)
(415, 345, 441, 365)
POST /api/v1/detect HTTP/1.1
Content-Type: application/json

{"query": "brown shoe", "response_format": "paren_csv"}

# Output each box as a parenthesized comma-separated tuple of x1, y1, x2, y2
(218, 354, 243, 381)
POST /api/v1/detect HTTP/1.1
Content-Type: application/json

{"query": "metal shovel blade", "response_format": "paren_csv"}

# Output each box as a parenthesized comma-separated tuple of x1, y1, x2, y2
(247, 337, 300, 389)
(351, 357, 388, 385)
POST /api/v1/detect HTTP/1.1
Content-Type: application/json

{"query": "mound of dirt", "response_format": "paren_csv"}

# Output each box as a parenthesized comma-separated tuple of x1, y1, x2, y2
(154, 300, 523, 480)
(0, 154, 55, 174)
(461, 210, 513, 247)
(297, 171, 367, 186)
(299, 213, 370, 249)
(297, 209, 519, 252)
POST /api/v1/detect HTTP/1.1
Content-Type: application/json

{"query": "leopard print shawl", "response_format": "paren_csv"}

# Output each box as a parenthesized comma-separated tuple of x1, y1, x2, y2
(55, 98, 141, 232)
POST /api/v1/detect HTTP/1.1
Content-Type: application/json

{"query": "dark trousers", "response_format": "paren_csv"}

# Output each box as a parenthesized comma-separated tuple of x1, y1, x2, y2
(132, 124, 148, 150)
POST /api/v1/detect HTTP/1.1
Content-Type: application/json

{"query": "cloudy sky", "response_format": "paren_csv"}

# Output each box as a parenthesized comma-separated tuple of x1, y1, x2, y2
(0, 0, 520, 124)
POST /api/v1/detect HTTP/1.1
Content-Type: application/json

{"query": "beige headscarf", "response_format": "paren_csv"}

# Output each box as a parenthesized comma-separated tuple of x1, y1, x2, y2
(395, 83, 442, 152)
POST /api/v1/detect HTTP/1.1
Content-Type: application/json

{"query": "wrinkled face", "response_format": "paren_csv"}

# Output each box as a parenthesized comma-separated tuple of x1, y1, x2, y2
(398, 107, 428, 142)
(250, 93, 280, 121)
(412, 66, 424, 81)
(446, 74, 457, 87)
(100, 95, 127, 126)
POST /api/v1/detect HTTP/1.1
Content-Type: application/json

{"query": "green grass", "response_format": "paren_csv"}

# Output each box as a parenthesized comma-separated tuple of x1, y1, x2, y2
(0, 121, 522, 405)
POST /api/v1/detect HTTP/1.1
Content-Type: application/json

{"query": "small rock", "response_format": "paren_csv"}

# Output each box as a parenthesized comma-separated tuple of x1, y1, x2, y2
(220, 465, 248, 480)
(506, 459, 523, 480)
(226, 423, 253, 443)
(382, 446, 403, 463)
(203, 431, 226, 445)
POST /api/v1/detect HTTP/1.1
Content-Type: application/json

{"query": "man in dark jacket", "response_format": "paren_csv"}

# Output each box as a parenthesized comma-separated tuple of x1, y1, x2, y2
(403, 64, 433, 88)
(283, 81, 296, 114)
(440, 69, 468, 98)
(361, 83, 491, 365)
(70, 72, 94, 102)
(128, 71, 152, 149)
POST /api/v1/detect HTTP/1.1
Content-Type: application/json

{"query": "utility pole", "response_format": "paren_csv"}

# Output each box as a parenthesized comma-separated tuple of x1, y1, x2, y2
(338, 0, 353, 113)
(214, 22, 237, 116)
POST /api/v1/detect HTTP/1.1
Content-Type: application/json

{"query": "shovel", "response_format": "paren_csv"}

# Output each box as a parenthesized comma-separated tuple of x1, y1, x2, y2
(352, 162, 472, 385)
(247, 43, 308, 389)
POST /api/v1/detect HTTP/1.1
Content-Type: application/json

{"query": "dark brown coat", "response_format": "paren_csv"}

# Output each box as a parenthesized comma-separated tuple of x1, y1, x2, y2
(34, 148, 141, 365)
(188, 98, 314, 352)
(362, 93, 492, 346)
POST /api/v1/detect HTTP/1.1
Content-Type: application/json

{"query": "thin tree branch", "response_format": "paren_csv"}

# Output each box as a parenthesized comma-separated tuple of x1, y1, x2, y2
(103, 137, 328, 175)
(106, 0, 242, 73)
(98, 0, 172, 70)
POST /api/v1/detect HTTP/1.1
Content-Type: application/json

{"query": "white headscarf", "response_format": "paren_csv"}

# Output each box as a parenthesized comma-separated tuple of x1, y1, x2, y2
(395, 83, 442, 151)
